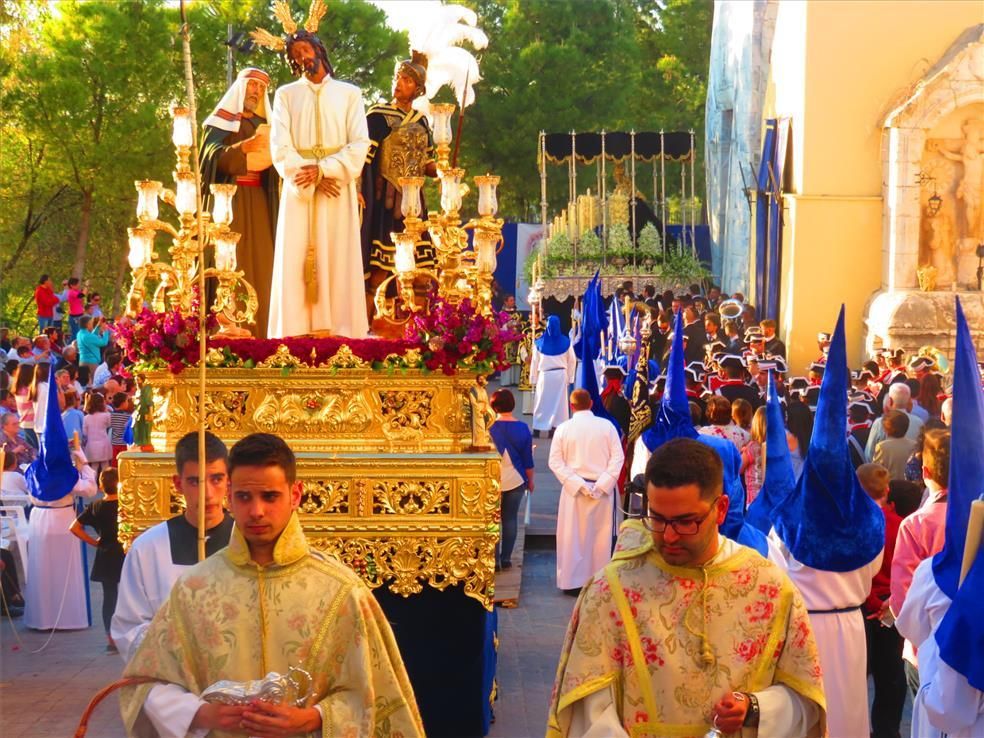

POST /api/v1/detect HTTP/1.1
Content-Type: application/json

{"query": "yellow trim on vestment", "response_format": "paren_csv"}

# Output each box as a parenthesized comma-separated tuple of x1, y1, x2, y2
(775, 668, 827, 713)
(555, 672, 618, 714)
(606, 565, 662, 725)
(629, 721, 712, 737)
(226, 510, 309, 570)
(748, 581, 793, 693)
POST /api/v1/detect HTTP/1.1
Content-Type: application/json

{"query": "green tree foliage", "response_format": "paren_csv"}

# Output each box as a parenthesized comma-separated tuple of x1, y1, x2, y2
(0, 0, 404, 331)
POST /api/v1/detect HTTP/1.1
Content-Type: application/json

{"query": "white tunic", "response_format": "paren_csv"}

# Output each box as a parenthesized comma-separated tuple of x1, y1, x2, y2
(268, 76, 370, 339)
(896, 558, 984, 738)
(24, 465, 98, 630)
(111, 518, 234, 662)
(549, 410, 624, 589)
(531, 346, 576, 431)
(769, 533, 883, 738)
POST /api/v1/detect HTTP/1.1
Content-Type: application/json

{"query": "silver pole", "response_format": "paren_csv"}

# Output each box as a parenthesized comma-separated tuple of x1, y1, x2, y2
(540, 131, 548, 258)
(681, 158, 687, 253)
(571, 130, 577, 268)
(226, 23, 234, 86)
(690, 129, 697, 257)
(600, 130, 607, 265)
(630, 130, 637, 266)
(660, 130, 667, 255)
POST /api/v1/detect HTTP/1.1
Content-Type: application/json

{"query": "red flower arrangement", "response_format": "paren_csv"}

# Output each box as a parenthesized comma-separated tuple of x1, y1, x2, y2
(404, 295, 521, 375)
(115, 294, 520, 376)
(115, 306, 217, 374)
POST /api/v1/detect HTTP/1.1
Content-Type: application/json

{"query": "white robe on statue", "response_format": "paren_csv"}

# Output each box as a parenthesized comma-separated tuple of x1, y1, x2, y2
(269, 76, 370, 339)
(111, 516, 234, 662)
(24, 462, 98, 630)
(769, 532, 882, 738)
(531, 346, 576, 431)
(549, 410, 624, 589)
(896, 558, 984, 738)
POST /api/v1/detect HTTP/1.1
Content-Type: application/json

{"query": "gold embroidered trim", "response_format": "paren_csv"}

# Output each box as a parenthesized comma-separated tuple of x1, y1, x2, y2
(304, 579, 355, 678)
(629, 720, 710, 737)
(775, 668, 827, 712)
(749, 580, 794, 693)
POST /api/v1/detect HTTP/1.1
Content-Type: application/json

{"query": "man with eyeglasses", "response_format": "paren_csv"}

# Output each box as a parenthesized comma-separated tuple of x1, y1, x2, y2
(547, 438, 825, 738)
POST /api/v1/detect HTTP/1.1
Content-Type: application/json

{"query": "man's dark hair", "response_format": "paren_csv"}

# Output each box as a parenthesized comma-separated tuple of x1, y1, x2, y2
(704, 312, 721, 329)
(888, 479, 922, 518)
(174, 431, 228, 475)
(643, 284, 656, 298)
(284, 30, 334, 78)
(229, 432, 297, 485)
(645, 437, 723, 501)
(848, 404, 870, 423)
(39, 273, 49, 284)
(490, 388, 515, 413)
(68, 277, 80, 287)
(883, 409, 909, 439)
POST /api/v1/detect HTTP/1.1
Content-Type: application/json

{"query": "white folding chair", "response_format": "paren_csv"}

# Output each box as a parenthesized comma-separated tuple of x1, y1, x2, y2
(0, 504, 29, 585)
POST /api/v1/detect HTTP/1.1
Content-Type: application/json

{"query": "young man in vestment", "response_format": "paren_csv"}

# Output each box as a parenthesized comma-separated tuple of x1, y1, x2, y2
(896, 299, 984, 737)
(199, 67, 279, 339)
(111, 432, 234, 661)
(770, 307, 885, 738)
(119, 433, 424, 737)
(547, 438, 825, 738)
(266, 25, 371, 338)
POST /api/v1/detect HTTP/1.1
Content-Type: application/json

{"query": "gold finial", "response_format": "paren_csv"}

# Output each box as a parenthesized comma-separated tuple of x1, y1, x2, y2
(305, 0, 328, 32)
(272, 0, 298, 34)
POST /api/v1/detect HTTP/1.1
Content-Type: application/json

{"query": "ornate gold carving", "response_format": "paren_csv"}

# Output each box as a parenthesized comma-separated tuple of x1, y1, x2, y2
(257, 344, 306, 369)
(321, 344, 370, 370)
(193, 390, 250, 432)
(152, 387, 187, 434)
(300, 480, 350, 515)
(372, 481, 451, 516)
(379, 390, 433, 441)
(253, 390, 373, 434)
(118, 452, 501, 609)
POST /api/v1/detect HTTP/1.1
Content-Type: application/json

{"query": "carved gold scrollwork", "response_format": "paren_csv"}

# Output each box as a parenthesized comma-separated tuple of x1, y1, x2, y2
(192, 391, 249, 432)
(300, 480, 350, 515)
(257, 344, 306, 369)
(153, 387, 186, 433)
(321, 344, 370, 370)
(253, 391, 373, 435)
(378, 390, 433, 441)
(372, 481, 451, 515)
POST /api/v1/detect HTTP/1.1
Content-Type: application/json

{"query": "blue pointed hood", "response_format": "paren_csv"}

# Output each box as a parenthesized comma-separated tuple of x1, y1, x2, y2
(773, 306, 884, 571)
(25, 366, 79, 502)
(641, 310, 768, 556)
(933, 298, 984, 691)
(575, 273, 618, 431)
(932, 298, 984, 600)
(746, 372, 796, 534)
(535, 315, 570, 356)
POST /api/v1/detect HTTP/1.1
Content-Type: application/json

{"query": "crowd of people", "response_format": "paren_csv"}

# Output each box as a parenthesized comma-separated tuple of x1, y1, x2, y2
(521, 282, 981, 738)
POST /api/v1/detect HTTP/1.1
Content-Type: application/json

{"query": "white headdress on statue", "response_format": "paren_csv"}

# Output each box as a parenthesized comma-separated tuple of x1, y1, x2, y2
(203, 67, 272, 133)
(407, 4, 488, 116)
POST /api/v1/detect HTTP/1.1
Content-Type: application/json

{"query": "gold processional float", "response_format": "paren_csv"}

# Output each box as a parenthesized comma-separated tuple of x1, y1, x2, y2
(117, 101, 510, 611)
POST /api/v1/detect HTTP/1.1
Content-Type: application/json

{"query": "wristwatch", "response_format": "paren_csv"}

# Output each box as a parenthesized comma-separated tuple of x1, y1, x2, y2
(740, 691, 760, 727)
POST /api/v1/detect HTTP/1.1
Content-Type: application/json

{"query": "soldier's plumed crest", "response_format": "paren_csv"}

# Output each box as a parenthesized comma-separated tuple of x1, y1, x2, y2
(251, 0, 328, 52)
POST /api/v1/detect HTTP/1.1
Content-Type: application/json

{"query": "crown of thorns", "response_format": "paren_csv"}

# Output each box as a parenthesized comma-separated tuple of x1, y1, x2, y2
(250, 0, 327, 52)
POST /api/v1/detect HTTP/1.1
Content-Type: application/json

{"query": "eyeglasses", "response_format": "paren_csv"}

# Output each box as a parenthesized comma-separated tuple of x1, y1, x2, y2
(640, 497, 721, 535)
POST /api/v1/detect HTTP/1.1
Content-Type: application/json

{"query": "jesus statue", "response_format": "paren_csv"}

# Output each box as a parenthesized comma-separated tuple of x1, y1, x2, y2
(268, 29, 371, 338)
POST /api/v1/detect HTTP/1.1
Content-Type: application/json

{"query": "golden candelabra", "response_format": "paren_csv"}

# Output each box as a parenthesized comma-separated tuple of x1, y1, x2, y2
(125, 105, 257, 334)
(373, 103, 504, 323)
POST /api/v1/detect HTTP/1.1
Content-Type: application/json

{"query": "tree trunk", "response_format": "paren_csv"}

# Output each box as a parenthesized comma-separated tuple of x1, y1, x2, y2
(72, 188, 93, 279)
(110, 244, 130, 319)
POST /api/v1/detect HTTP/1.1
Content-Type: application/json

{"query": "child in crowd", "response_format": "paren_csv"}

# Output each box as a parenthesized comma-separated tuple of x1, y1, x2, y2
(741, 406, 766, 506)
(70, 468, 125, 652)
(109, 392, 131, 467)
(61, 390, 84, 445)
(873, 410, 916, 480)
(82, 392, 113, 477)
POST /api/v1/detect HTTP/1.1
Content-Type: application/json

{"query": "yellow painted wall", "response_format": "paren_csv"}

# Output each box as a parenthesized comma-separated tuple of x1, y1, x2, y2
(768, 0, 983, 372)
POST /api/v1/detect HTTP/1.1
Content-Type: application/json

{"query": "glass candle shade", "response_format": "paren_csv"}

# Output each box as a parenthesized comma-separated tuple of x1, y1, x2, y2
(474, 230, 498, 274)
(474, 175, 500, 217)
(135, 180, 162, 221)
(213, 232, 241, 272)
(439, 168, 465, 214)
(171, 106, 193, 148)
(399, 177, 425, 219)
(127, 227, 154, 270)
(174, 172, 198, 217)
(393, 232, 417, 274)
(430, 104, 456, 146)
(210, 184, 237, 227)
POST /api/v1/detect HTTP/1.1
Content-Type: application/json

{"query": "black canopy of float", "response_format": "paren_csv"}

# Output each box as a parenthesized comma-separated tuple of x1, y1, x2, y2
(543, 131, 693, 164)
